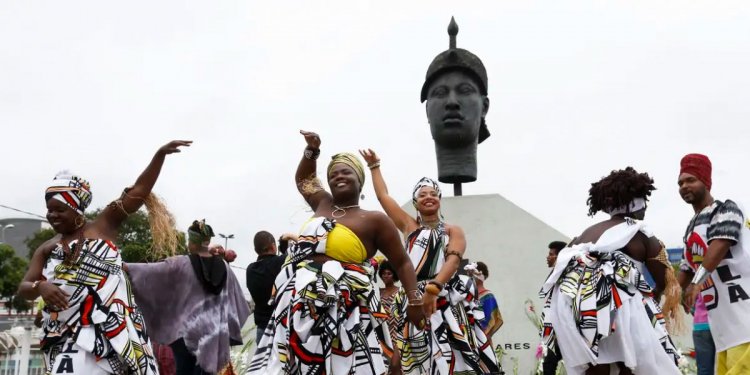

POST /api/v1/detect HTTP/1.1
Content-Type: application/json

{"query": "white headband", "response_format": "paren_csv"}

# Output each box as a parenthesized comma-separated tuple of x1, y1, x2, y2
(606, 197, 647, 215)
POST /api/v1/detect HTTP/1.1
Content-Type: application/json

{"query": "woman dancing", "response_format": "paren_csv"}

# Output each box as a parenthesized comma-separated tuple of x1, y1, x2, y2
(359, 149, 502, 374)
(540, 167, 680, 374)
(247, 131, 424, 375)
(17, 140, 191, 374)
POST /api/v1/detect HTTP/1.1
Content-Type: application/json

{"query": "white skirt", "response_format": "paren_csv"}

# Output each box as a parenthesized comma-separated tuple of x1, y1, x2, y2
(549, 287, 681, 375)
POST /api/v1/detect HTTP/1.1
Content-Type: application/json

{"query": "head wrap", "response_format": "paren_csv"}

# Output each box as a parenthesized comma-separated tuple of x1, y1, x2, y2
(464, 262, 485, 282)
(412, 177, 442, 207)
(680, 153, 712, 191)
(188, 219, 215, 244)
(44, 170, 92, 215)
(327, 153, 365, 189)
(605, 197, 647, 216)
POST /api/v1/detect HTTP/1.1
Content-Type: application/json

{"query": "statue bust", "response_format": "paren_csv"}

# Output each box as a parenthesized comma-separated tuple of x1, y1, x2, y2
(421, 17, 490, 186)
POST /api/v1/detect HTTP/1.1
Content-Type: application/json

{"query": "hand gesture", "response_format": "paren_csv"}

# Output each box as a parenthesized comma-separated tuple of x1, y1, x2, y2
(39, 282, 70, 311)
(300, 130, 321, 149)
(157, 140, 192, 155)
(406, 302, 426, 329)
(358, 149, 380, 166)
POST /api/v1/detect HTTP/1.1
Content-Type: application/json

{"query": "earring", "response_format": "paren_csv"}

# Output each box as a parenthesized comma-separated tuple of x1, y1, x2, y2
(75, 215, 86, 229)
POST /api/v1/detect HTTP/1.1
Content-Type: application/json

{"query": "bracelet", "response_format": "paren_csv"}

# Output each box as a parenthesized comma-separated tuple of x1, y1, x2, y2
(691, 265, 711, 285)
(32, 280, 43, 290)
(406, 289, 423, 304)
(304, 147, 320, 160)
(444, 250, 462, 261)
(368, 161, 381, 170)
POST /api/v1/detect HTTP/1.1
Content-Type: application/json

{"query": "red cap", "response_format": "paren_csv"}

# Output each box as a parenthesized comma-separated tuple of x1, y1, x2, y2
(680, 153, 712, 190)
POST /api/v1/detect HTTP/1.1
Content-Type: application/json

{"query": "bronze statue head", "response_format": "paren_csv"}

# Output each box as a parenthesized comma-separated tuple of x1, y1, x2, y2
(422, 17, 490, 184)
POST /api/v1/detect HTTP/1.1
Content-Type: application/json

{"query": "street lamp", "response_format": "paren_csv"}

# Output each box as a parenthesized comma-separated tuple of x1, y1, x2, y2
(218, 233, 234, 248)
(0, 224, 15, 243)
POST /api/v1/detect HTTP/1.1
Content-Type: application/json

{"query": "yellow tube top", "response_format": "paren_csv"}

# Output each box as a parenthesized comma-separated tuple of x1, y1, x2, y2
(301, 217, 368, 263)
(326, 223, 367, 263)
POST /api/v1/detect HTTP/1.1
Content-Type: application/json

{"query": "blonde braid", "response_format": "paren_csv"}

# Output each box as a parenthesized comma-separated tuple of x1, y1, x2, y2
(653, 245, 686, 335)
(143, 193, 180, 260)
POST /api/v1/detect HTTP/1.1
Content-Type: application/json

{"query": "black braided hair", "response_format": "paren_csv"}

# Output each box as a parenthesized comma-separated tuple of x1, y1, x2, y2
(587, 167, 656, 217)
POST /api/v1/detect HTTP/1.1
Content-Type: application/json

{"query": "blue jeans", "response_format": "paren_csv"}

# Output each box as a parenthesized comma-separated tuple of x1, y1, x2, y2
(693, 329, 716, 375)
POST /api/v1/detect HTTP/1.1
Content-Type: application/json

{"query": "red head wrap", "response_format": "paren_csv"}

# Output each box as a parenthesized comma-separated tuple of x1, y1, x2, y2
(680, 153, 712, 190)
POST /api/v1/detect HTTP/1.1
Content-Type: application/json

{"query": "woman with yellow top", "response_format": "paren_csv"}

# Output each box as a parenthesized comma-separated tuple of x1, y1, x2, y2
(247, 131, 425, 375)
(359, 149, 502, 375)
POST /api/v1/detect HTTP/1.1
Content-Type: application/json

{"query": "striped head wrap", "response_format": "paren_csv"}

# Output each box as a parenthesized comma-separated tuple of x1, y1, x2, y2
(412, 177, 442, 207)
(327, 153, 365, 190)
(188, 219, 215, 244)
(412, 177, 443, 222)
(44, 171, 92, 215)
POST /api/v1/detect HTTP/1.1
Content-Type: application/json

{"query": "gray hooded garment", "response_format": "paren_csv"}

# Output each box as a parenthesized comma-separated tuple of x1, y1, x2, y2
(128, 256, 251, 373)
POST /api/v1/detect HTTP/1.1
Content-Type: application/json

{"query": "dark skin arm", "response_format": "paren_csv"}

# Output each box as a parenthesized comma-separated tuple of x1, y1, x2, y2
(373, 212, 425, 327)
(295, 130, 332, 212)
(422, 224, 466, 316)
(358, 149, 416, 233)
(677, 269, 693, 313)
(34, 309, 43, 328)
(685, 238, 734, 309)
(17, 236, 70, 309)
(98, 140, 192, 234)
(642, 235, 666, 299)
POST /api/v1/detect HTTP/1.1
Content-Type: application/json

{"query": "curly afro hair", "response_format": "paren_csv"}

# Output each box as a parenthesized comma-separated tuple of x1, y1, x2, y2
(587, 167, 656, 217)
(378, 260, 399, 282)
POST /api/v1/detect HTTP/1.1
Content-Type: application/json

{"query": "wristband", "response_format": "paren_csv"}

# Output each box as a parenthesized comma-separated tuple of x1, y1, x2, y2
(304, 147, 320, 160)
(691, 265, 710, 285)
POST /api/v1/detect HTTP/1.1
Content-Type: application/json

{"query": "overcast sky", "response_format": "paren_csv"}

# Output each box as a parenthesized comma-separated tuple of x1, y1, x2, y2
(2, 1, 749, 280)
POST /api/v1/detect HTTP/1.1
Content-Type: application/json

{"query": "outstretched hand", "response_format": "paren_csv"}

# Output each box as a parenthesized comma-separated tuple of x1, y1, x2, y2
(300, 130, 321, 149)
(158, 140, 192, 155)
(358, 149, 379, 166)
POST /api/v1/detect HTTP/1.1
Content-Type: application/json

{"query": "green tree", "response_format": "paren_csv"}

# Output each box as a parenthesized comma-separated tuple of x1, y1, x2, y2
(25, 228, 56, 259)
(0, 244, 29, 314)
(11, 294, 31, 313)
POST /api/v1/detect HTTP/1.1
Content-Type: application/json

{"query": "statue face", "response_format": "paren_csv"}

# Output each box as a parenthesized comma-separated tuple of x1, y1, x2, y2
(425, 70, 487, 148)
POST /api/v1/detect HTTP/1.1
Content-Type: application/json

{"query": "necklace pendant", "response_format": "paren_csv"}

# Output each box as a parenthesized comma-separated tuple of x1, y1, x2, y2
(332, 208, 346, 218)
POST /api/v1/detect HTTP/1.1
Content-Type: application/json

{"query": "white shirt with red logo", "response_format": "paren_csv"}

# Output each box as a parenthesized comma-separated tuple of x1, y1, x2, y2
(682, 200, 750, 351)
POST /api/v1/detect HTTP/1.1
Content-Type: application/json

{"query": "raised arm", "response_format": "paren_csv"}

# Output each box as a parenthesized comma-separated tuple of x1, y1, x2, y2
(99, 140, 191, 231)
(295, 130, 331, 212)
(359, 149, 415, 233)
(423, 224, 466, 316)
(374, 212, 425, 327)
